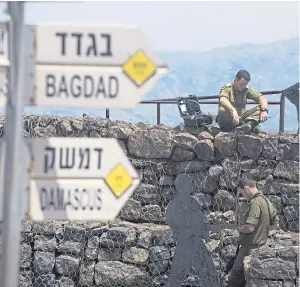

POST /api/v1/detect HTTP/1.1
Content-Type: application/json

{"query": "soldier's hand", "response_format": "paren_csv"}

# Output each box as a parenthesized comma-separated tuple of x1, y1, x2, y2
(260, 111, 268, 122)
(232, 109, 240, 125)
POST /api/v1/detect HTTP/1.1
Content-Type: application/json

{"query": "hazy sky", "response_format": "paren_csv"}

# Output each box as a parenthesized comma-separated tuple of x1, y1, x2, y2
(0, 1, 299, 52)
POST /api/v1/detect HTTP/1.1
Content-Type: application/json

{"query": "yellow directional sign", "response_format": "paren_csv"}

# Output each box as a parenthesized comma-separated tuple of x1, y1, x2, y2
(122, 50, 156, 87)
(105, 164, 133, 198)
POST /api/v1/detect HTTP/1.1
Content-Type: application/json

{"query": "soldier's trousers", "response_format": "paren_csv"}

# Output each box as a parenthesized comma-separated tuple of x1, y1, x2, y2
(217, 105, 261, 131)
(227, 245, 263, 287)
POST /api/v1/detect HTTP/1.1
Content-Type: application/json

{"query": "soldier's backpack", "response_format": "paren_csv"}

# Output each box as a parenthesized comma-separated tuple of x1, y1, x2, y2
(176, 95, 213, 128)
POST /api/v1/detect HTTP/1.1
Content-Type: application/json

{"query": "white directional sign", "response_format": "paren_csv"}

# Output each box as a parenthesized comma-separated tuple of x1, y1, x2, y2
(0, 67, 8, 106)
(0, 139, 31, 221)
(30, 23, 168, 109)
(34, 65, 162, 109)
(0, 22, 36, 108)
(0, 22, 9, 108)
(28, 138, 140, 220)
(0, 22, 9, 67)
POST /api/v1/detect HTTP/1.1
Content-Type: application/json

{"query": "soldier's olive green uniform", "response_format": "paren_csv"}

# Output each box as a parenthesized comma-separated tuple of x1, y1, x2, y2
(217, 82, 262, 131)
(227, 191, 279, 287)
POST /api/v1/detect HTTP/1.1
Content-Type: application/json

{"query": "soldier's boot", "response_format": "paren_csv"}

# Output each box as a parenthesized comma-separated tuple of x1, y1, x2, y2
(235, 120, 256, 133)
(252, 125, 263, 134)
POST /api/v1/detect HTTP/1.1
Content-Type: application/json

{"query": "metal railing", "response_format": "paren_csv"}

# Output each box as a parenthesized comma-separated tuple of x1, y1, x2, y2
(105, 90, 287, 133)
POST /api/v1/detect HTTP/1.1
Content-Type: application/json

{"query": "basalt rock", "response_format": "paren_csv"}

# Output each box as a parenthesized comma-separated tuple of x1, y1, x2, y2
(0, 115, 296, 287)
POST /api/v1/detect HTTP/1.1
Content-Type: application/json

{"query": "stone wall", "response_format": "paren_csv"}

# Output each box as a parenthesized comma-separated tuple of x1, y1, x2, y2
(0, 114, 298, 287)
(244, 244, 299, 287)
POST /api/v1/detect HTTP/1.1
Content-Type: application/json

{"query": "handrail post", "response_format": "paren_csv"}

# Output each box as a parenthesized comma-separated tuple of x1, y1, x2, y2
(106, 109, 110, 119)
(279, 94, 285, 134)
(157, 103, 161, 125)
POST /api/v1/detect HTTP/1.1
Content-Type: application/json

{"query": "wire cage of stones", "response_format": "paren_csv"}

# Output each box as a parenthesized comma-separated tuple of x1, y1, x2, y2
(3, 114, 299, 287)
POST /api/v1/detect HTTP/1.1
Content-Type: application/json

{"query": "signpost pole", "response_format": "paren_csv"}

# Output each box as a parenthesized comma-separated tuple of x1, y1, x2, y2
(0, 2, 26, 287)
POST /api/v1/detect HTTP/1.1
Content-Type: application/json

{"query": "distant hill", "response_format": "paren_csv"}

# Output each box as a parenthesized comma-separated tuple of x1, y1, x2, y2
(24, 37, 299, 133)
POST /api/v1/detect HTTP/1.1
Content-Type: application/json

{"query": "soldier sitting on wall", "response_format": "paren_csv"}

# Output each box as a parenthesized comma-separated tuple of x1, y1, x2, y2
(217, 70, 269, 133)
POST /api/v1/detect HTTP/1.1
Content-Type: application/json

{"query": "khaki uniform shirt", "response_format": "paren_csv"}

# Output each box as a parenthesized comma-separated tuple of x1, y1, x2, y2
(219, 82, 262, 114)
(239, 191, 279, 247)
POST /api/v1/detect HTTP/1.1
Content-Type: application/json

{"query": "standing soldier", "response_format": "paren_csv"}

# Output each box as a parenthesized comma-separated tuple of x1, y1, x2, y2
(227, 178, 279, 287)
(217, 70, 269, 133)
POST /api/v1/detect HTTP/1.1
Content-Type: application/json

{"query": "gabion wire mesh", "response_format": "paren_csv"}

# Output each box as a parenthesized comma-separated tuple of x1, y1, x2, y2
(0, 114, 299, 287)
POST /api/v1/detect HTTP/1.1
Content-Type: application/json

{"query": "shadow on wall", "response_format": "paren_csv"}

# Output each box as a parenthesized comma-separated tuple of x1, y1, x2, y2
(166, 173, 221, 287)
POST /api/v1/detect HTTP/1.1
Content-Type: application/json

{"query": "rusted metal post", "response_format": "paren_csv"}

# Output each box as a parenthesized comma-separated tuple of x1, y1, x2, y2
(279, 94, 285, 134)
(156, 103, 161, 125)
